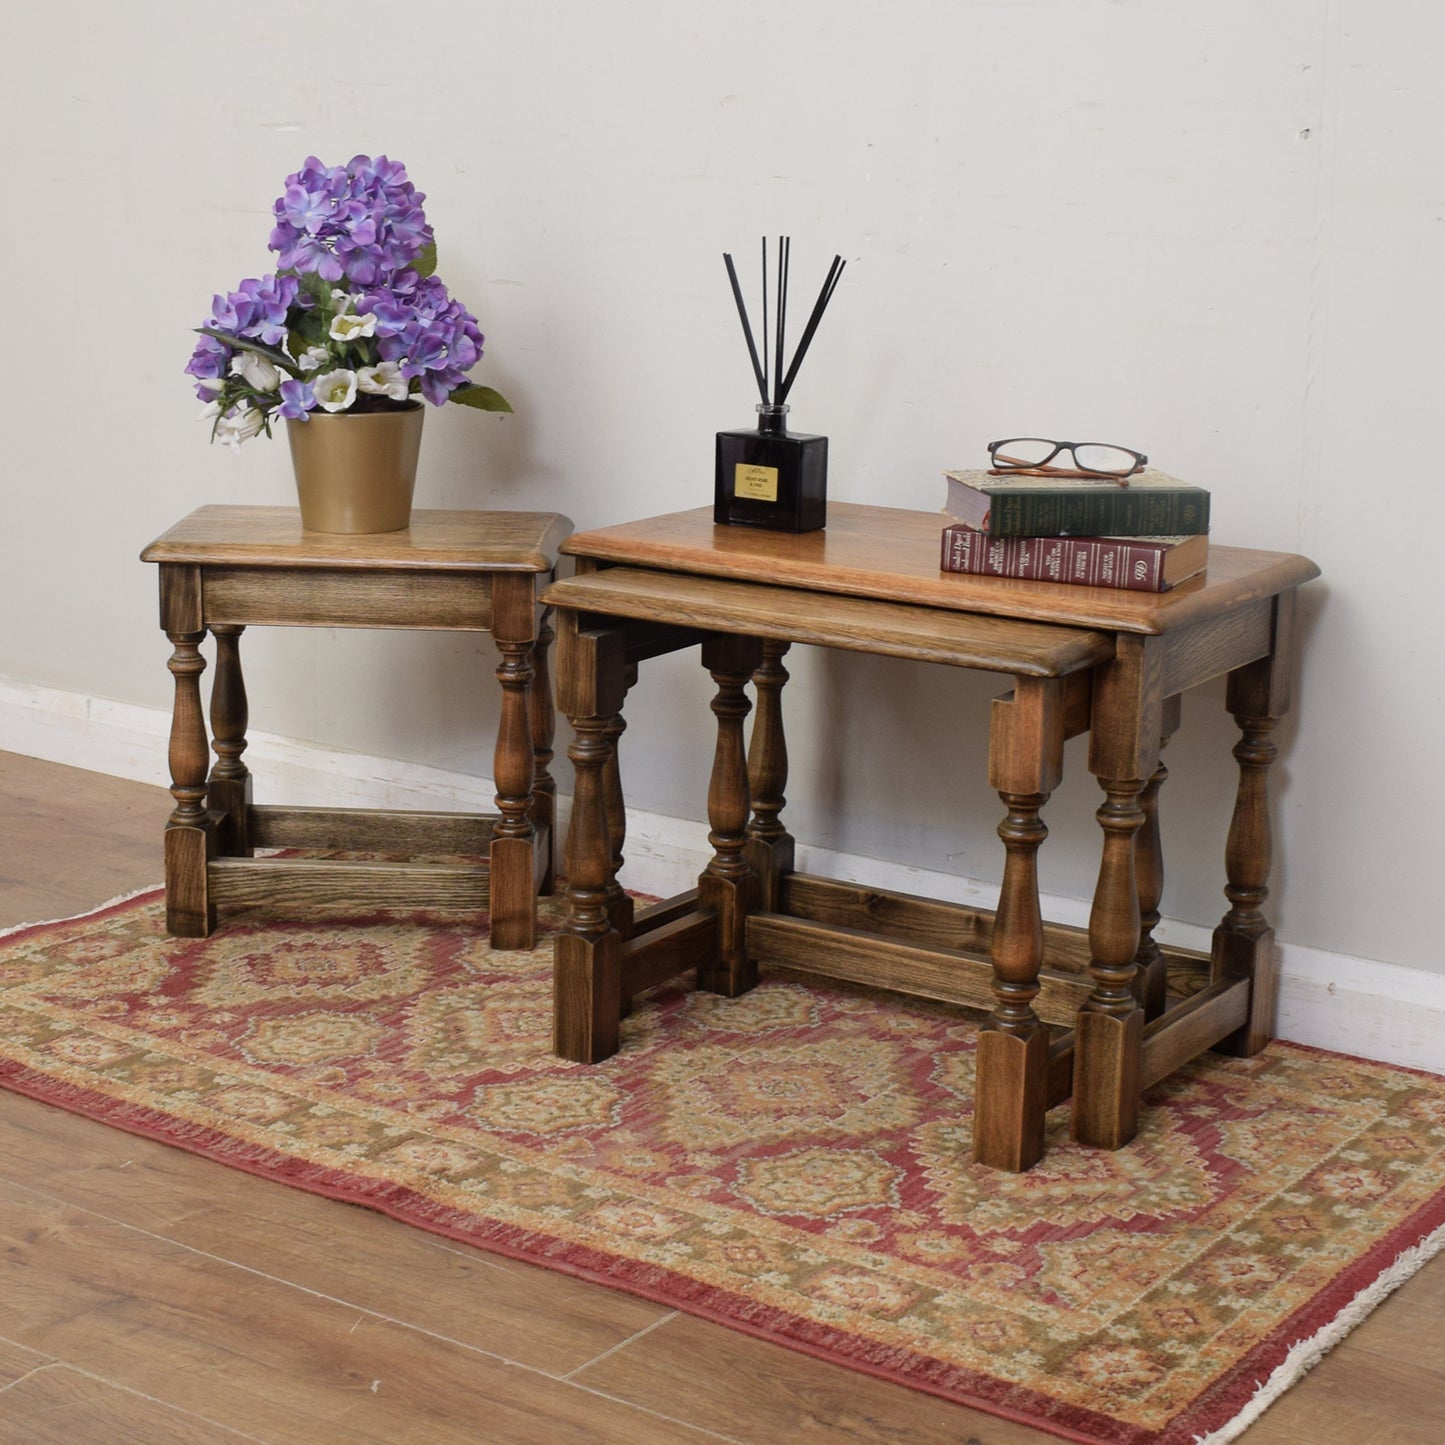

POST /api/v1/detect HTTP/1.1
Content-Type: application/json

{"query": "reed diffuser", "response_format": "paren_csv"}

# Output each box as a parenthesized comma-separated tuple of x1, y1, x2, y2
(715, 238, 845, 532)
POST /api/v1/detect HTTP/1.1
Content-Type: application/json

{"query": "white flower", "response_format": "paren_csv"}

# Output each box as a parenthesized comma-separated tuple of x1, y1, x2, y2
(230, 350, 281, 392)
(312, 368, 358, 413)
(196, 375, 226, 393)
(214, 403, 266, 452)
(329, 311, 377, 343)
(297, 346, 330, 372)
(357, 361, 410, 401)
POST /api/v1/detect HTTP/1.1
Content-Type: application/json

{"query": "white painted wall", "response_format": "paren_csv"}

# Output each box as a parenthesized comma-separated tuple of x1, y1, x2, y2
(4, 3, 1443, 987)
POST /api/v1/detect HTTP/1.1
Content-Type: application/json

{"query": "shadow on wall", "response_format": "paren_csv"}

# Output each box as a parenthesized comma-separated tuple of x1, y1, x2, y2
(790, 648, 1001, 878)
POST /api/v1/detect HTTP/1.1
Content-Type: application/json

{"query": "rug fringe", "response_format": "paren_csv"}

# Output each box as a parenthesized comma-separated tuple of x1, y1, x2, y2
(0, 883, 163, 941)
(1194, 1218, 1445, 1444)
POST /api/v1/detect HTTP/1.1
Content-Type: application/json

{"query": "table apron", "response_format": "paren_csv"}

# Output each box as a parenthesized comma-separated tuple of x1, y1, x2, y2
(200, 565, 496, 631)
(547, 606, 1109, 680)
(1160, 597, 1275, 697)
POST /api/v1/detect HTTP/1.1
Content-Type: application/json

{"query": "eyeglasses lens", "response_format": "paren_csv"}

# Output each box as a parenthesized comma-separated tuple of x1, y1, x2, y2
(1072, 444, 1139, 475)
(992, 438, 1057, 467)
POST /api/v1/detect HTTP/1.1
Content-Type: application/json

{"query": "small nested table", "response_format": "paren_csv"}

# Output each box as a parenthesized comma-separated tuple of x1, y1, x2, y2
(141, 506, 571, 949)
(541, 504, 1317, 1171)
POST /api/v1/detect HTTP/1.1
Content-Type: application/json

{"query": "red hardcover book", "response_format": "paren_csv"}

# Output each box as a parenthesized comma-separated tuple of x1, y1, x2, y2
(939, 522, 1208, 593)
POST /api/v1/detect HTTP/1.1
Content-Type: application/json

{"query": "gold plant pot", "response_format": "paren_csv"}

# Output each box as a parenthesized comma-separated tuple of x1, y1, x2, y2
(286, 404, 425, 534)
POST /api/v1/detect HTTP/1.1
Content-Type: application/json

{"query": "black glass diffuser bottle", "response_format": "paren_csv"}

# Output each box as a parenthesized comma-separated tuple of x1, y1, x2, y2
(715, 238, 844, 534)
(715, 403, 828, 532)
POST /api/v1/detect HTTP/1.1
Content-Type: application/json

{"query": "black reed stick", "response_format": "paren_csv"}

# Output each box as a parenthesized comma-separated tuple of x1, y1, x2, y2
(778, 255, 845, 404)
(761, 237, 770, 400)
(774, 236, 790, 406)
(723, 252, 768, 405)
(724, 239, 844, 412)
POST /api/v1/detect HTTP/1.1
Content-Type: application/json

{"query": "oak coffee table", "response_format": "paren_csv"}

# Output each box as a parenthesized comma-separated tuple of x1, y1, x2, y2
(541, 503, 1318, 1170)
(142, 506, 571, 949)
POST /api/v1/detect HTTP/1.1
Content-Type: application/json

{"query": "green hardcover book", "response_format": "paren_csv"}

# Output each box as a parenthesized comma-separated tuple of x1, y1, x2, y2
(943, 468, 1210, 538)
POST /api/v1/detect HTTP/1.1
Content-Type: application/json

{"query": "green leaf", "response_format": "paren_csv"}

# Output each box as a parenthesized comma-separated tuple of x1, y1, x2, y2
(196, 328, 299, 376)
(412, 241, 438, 280)
(291, 310, 327, 349)
(295, 271, 336, 309)
(448, 383, 513, 413)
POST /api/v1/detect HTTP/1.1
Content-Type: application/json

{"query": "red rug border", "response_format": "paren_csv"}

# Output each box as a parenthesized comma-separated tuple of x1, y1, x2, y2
(4, 889, 1445, 1444)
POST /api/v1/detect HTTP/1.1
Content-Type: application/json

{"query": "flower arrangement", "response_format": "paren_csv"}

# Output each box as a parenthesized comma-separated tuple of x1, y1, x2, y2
(185, 155, 510, 449)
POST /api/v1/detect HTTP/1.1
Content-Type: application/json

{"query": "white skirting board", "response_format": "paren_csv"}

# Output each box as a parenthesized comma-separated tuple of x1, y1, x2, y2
(5, 673, 1443, 1077)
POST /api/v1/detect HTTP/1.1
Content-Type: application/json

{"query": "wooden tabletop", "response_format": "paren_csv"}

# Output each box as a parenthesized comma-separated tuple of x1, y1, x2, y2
(543, 568, 1115, 677)
(561, 505, 1320, 636)
(141, 506, 573, 573)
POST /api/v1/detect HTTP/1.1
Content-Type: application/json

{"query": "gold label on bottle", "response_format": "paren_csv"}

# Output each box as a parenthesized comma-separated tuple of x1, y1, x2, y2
(735, 463, 779, 501)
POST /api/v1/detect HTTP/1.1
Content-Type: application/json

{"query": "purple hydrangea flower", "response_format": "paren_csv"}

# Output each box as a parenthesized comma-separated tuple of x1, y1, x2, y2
(205, 273, 299, 348)
(243, 273, 300, 345)
(359, 274, 485, 405)
(268, 154, 432, 287)
(184, 333, 232, 399)
(276, 378, 317, 420)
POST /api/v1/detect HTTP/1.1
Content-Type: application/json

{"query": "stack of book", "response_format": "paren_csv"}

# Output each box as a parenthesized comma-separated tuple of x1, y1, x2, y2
(939, 468, 1211, 593)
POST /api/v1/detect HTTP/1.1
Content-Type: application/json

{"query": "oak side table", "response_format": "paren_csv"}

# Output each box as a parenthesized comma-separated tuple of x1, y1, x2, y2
(141, 505, 571, 949)
(540, 503, 1318, 1171)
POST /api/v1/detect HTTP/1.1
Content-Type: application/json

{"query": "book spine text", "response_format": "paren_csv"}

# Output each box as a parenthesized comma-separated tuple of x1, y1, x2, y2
(941, 527, 1169, 591)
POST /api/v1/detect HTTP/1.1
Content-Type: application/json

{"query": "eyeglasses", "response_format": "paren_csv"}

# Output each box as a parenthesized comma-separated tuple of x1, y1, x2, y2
(987, 438, 1148, 485)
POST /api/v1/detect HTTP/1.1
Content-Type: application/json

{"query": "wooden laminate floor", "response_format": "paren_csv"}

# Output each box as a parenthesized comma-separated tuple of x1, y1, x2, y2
(0, 750, 1441, 1443)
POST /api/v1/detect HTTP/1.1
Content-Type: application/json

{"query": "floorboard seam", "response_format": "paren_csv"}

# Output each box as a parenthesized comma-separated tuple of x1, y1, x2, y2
(560, 1309, 681, 1381)
(2, 1175, 740, 1439)
(0, 1359, 268, 1441)
(0, 1360, 63, 1395)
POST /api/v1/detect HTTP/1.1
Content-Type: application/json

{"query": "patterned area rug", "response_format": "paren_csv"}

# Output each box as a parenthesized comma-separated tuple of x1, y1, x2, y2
(3, 890, 1444, 1445)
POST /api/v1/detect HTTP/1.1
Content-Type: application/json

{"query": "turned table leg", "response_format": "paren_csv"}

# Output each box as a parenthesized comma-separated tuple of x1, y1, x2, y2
(606, 670, 647, 1019)
(1211, 594, 1296, 1056)
(208, 624, 253, 858)
(1133, 694, 1182, 1021)
(490, 575, 540, 950)
(1072, 635, 1162, 1150)
(974, 677, 1064, 1172)
(697, 634, 764, 997)
(158, 564, 216, 937)
(164, 629, 215, 936)
(529, 609, 558, 897)
(603, 675, 636, 940)
(553, 616, 629, 1062)
(1210, 713, 1279, 1055)
(1073, 778, 1149, 1148)
(745, 640, 796, 912)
